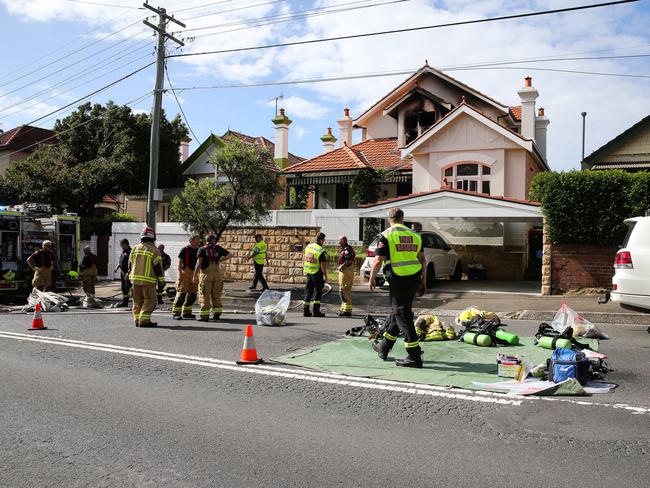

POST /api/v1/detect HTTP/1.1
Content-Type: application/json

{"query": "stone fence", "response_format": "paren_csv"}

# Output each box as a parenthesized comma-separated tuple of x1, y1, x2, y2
(219, 225, 321, 284)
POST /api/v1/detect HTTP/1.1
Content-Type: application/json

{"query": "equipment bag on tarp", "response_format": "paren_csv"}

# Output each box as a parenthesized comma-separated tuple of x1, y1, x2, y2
(255, 290, 291, 326)
(535, 322, 590, 350)
(547, 348, 590, 386)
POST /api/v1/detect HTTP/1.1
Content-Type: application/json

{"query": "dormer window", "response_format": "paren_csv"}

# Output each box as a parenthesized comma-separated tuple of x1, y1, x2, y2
(404, 111, 437, 145)
(443, 163, 491, 195)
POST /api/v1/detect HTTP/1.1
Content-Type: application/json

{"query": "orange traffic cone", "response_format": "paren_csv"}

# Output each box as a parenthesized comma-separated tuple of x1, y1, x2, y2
(236, 325, 263, 364)
(29, 302, 47, 330)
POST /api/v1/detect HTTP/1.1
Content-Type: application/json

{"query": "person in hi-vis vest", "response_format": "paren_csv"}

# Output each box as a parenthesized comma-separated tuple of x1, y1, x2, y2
(248, 234, 269, 291)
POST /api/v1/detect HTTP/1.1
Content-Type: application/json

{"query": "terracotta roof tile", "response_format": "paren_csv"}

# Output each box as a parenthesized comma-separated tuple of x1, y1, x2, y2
(0, 125, 58, 152)
(359, 188, 541, 208)
(282, 138, 411, 174)
(510, 105, 521, 121)
(224, 130, 304, 169)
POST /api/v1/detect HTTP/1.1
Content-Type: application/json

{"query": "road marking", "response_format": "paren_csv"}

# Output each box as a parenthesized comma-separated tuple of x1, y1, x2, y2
(2, 331, 649, 415)
(0, 331, 519, 406)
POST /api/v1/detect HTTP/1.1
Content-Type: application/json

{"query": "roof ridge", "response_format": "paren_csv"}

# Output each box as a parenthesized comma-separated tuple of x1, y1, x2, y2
(343, 144, 369, 169)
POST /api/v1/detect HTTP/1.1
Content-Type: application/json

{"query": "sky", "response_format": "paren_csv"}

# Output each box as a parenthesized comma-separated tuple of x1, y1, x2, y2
(1, 0, 650, 170)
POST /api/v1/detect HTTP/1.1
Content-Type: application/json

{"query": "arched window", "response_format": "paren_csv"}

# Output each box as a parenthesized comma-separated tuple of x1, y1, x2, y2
(443, 163, 491, 194)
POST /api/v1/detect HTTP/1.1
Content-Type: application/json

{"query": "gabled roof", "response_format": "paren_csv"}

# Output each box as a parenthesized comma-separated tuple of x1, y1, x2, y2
(383, 87, 452, 119)
(582, 114, 650, 165)
(281, 138, 412, 174)
(354, 64, 509, 127)
(181, 130, 304, 174)
(0, 125, 58, 152)
(399, 102, 549, 170)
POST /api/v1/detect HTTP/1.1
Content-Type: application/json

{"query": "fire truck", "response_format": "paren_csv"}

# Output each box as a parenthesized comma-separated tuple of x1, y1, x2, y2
(0, 203, 81, 297)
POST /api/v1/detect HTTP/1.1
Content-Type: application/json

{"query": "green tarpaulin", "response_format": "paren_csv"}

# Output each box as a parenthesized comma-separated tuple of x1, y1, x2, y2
(274, 336, 597, 391)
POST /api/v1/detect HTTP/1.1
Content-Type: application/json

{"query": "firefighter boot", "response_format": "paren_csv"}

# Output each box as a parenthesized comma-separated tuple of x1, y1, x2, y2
(303, 305, 312, 317)
(395, 346, 423, 368)
(312, 304, 325, 318)
(372, 338, 395, 361)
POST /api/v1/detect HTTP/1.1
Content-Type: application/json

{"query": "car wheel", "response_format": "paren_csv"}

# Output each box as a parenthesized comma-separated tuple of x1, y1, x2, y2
(426, 263, 435, 289)
(451, 261, 462, 281)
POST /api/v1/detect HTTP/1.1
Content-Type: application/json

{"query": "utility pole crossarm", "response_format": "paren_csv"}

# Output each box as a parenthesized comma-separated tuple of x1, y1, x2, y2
(143, 20, 185, 46)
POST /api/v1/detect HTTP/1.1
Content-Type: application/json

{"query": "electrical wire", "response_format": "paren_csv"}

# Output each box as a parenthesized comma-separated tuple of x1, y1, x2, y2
(0, 40, 154, 116)
(0, 20, 144, 89)
(65, 0, 144, 8)
(3, 91, 153, 158)
(22, 62, 155, 127)
(169, 1, 639, 59)
(164, 64, 201, 143)
(179, 0, 288, 22)
(184, 0, 409, 39)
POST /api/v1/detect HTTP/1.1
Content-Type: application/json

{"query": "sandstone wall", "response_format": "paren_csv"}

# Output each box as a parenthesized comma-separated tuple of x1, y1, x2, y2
(219, 226, 320, 284)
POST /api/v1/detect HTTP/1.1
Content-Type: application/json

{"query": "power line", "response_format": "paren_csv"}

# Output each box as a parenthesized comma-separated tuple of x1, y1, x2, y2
(175, 0, 237, 13)
(178, 0, 287, 22)
(3, 91, 153, 158)
(0, 20, 144, 89)
(23, 62, 155, 127)
(169, 0, 639, 59)
(65, 0, 143, 8)
(0, 40, 154, 116)
(185, 0, 407, 38)
(451, 65, 650, 79)
(164, 64, 200, 143)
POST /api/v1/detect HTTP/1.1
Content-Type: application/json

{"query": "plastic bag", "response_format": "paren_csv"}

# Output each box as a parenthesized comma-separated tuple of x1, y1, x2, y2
(24, 288, 69, 313)
(550, 303, 609, 339)
(255, 290, 291, 326)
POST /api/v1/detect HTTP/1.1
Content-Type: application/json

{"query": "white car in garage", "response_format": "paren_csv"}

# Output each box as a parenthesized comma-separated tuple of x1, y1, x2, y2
(611, 216, 650, 312)
(361, 230, 462, 288)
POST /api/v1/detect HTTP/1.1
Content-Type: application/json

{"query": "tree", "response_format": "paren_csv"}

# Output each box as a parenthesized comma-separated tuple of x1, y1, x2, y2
(0, 101, 188, 215)
(171, 138, 282, 238)
(351, 168, 385, 245)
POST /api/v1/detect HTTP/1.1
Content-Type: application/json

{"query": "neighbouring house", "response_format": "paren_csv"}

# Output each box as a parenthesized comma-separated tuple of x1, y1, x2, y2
(0, 125, 57, 174)
(180, 123, 304, 210)
(581, 114, 650, 172)
(284, 64, 551, 281)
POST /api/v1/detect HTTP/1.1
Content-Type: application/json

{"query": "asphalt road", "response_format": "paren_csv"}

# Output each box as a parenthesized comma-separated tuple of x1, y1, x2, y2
(1, 309, 648, 488)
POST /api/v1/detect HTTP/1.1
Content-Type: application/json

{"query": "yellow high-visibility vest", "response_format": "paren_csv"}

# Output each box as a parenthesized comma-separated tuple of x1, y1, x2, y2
(303, 242, 324, 275)
(129, 242, 162, 285)
(382, 224, 422, 277)
(252, 241, 267, 265)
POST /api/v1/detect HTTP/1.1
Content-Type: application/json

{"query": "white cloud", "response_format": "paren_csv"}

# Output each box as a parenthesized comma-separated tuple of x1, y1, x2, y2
(293, 125, 308, 140)
(264, 95, 328, 120)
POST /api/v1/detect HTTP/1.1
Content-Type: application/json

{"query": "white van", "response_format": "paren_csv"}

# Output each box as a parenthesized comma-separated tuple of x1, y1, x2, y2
(611, 216, 650, 312)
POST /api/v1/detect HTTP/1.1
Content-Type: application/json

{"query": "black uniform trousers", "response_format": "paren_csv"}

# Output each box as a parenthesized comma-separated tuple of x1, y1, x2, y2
(252, 263, 269, 290)
(384, 271, 422, 346)
(120, 271, 132, 300)
(304, 270, 324, 305)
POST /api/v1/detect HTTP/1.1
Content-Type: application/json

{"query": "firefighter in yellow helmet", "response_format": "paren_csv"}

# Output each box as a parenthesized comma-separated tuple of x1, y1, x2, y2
(128, 226, 164, 327)
(303, 232, 328, 317)
(368, 208, 426, 368)
(193, 234, 231, 322)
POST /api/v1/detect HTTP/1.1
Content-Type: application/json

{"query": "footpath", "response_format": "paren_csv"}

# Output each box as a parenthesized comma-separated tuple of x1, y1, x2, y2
(87, 279, 650, 326)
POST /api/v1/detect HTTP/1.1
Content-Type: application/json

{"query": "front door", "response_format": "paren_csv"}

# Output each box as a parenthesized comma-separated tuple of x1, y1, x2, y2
(526, 229, 543, 279)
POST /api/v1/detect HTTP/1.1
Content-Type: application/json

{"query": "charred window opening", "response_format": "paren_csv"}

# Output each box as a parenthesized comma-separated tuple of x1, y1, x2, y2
(419, 111, 436, 132)
(404, 113, 419, 144)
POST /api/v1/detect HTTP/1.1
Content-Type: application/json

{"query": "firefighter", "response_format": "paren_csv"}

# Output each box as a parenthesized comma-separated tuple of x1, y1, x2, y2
(156, 244, 172, 304)
(79, 246, 98, 297)
(248, 233, 269, 291)
(193, 235, 231, 322)
(337, 235, 355, 317)
(128, 227, 164, 328)
(368, 208, 427, 368)
(172, 235, 200, 320)
(113, 239, 131, 307)
(27, 240, 55, 292)
(303, 232, 328, 318)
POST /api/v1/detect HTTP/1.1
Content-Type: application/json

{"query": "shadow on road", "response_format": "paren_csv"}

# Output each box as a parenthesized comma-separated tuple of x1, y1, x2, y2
(156, 325, 241, 332)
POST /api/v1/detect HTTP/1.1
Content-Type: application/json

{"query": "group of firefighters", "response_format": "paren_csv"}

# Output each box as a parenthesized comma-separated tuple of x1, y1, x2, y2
(27, 206, 424, 367)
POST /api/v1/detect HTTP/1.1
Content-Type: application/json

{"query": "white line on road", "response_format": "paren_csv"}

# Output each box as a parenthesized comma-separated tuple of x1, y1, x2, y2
(2, 331, 649, 415)
(0, 331, 520, 406)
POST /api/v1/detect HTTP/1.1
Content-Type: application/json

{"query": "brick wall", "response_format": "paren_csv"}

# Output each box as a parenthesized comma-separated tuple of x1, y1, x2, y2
(219, 225, 320, 284)
(453, 245, 526, 280)
(549, 243, 617, 293)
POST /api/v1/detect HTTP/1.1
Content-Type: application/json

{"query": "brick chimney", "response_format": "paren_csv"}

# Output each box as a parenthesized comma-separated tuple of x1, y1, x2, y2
(337, 107, 353, 147)
(535, 107, 550, 161)
(517, 76, 539, 141)
(271, 108, 292, 168)
(180, 136, 191, 162)
(320, 127, 337, 153)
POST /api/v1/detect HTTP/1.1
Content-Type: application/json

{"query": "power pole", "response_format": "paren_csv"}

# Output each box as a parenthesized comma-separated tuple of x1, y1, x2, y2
(581, 111, 587, 162)
(142, 3, 185, 231)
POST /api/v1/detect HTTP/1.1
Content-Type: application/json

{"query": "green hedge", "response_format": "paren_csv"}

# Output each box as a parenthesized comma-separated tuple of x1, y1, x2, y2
(529, 170, 650, 246)
(80, 213, 137, 240)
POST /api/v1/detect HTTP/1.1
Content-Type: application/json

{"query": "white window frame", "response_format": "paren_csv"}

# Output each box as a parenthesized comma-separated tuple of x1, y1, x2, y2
(442, 162, 491, 195)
